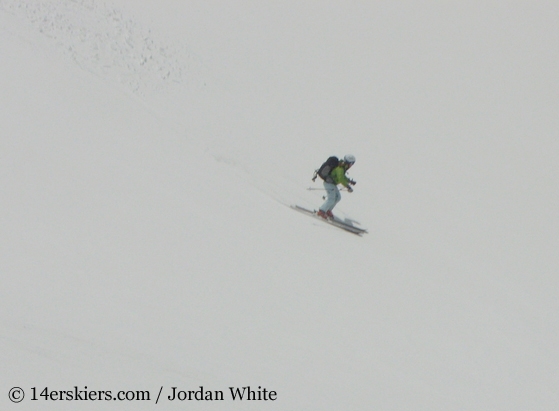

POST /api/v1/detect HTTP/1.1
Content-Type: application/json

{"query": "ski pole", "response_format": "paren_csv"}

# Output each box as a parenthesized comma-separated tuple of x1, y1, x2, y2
(308, 187, 352, 192)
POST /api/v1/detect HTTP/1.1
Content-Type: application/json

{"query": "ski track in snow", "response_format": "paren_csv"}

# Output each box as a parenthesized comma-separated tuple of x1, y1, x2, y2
(0, 0, 319, 215)
(0, 0, 302, 211)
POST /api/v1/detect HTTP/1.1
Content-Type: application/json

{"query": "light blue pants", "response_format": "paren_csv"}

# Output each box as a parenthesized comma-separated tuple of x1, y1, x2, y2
(319, 182, 341, 212)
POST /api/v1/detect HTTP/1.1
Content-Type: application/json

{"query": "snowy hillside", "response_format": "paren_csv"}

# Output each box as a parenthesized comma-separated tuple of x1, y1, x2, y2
(1, 1, 559, 410)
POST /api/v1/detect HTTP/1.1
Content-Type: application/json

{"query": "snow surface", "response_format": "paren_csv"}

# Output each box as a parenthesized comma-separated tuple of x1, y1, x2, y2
(1, 1, 558, 410)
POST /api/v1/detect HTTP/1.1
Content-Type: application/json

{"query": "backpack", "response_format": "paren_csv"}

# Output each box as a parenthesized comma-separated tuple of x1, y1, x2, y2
(312, 156, 339, 182)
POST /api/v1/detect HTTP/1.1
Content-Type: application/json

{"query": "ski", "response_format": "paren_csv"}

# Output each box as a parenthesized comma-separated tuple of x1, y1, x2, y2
(290, 205, 368, 235)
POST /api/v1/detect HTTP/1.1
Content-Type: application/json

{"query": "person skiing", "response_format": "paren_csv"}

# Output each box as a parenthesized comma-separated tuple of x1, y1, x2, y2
(317, 154, 356, 219)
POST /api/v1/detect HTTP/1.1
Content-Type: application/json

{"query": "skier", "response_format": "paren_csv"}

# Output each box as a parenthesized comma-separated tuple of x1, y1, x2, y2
(317, 154, 356, 219)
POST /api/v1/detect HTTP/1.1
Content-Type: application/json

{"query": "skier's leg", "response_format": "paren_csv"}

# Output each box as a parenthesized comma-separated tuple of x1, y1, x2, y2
(319, 183, 338, 212)
(322, 187, 341, 218)
(331, 187, 342, 210)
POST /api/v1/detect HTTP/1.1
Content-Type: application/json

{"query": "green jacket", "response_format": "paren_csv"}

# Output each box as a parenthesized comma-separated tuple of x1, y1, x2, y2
(330, 165, 351, 187)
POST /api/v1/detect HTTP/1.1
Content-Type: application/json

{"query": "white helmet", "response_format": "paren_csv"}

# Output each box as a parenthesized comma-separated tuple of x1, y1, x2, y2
(344, 154, 356, 164)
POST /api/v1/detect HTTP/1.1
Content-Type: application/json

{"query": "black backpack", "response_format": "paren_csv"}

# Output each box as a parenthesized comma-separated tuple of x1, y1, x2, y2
(312, 156, 339, 182)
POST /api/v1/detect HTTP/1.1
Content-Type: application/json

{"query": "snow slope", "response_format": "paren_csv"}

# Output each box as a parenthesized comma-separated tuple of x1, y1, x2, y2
(1, 1, 558, 410)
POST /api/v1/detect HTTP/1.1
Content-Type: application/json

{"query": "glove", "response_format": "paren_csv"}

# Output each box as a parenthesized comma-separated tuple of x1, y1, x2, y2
(347, 186, 353, 193)
(349, 179, 356, 186)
